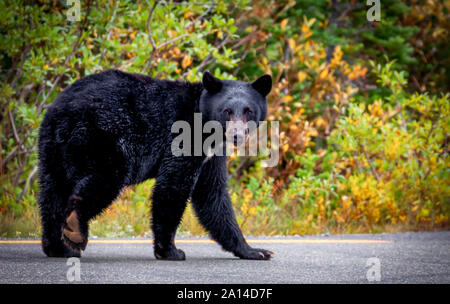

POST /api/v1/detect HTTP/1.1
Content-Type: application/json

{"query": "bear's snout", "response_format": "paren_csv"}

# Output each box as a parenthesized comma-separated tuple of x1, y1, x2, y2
(226, 120, 248, 146)
(233, 133, 246, 146)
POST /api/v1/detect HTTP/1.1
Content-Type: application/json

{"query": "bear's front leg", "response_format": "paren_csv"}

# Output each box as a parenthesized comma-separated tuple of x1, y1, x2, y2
(151, 183, 188, 260)
(151, 159, 199, 260)
(152, 193, 187, 262)
(191, 156, 274, 260)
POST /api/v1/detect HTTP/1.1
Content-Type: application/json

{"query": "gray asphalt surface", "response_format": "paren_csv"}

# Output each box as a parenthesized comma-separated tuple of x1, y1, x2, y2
(0, 231, 449, 284)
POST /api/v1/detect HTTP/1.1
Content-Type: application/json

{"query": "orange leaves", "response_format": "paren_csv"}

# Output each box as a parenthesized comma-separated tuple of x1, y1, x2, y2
(126, 51, 136, 59)
(330, 46, 343, 68)
(181, 54, 193, 69)
(297, 71, 307, 82)
(243, 189, 253, 202)
(249, 14, 373, 197)
(368, 100, 384, 117)
(329, 46, 367, 81)
(319, 67, 329, 79)
(167, 30, 178, 38)
(129, 30, 138, 40)
(289, 124, 299, 132)
(239, 188, 258, 222)
(314, 116, 328, 131)
(183, 10, 194, 19)
(301, 24, 313, 39)
(171, 47, 181, 57)
(301, 24, 309, 33)
(300, 16, 315, 40)
(282, 95, 293, 102)
(280, 18, 288, 30)
(287, 38, 296, 51)
(347, 65, 368, 80)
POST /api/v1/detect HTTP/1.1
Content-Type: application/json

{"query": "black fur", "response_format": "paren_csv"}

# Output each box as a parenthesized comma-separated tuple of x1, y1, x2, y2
(38, 69, 273, 260)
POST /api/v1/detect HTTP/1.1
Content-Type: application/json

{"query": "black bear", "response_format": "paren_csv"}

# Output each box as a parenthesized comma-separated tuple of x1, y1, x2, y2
(38, 69, 274, 260)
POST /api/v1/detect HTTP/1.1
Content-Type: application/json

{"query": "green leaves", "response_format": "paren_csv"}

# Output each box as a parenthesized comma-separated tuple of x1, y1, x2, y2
(328, 66, 449, 228)
(0, 0, 246, 213)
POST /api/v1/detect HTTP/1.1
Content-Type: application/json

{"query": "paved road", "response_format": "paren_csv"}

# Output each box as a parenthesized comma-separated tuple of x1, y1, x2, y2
(0, 232, 449, 283)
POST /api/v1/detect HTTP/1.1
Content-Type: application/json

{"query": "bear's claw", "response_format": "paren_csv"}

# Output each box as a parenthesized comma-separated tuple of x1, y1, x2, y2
(236, 248, 274, 260)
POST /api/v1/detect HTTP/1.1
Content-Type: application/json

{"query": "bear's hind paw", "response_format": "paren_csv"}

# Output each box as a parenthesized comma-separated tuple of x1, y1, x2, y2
(62, 210, 87, 251)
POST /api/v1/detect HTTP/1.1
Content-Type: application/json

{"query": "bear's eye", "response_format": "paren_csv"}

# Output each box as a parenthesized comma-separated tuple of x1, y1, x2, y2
(243, 107, 252, 115)
(223, 109, 232, 115)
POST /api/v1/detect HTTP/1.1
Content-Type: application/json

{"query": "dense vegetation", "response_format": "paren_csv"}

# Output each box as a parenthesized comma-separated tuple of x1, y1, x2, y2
(1, 0, 448, 237)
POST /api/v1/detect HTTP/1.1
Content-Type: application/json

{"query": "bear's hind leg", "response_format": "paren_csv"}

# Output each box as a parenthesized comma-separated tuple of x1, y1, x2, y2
(39, 187, 81, 258)
(62, 175, 121, 252)
(62, 194, 88, 252)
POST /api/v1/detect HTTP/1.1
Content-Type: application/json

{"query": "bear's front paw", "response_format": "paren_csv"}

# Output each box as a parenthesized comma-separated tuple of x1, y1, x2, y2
(154, 245, 186, 261)
(236, 247, 274, 260)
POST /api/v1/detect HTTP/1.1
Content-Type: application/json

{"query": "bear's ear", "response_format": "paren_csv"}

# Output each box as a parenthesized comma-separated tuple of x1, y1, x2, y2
(202, 71, 223, 94)
(251, 74, 272, 97)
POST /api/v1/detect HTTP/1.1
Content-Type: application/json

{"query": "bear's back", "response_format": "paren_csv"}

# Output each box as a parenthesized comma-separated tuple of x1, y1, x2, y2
(52, 70, 142, 107)
(40, 70, 203, 159)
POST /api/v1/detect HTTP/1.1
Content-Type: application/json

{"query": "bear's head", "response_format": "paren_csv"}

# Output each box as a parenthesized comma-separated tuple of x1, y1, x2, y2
(199, 71, 272, 146)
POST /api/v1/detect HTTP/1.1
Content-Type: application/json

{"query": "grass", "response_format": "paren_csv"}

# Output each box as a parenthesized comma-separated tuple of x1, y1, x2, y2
(0, 207, 41, 238)
(0, 179, 206, 239)
(1, 179, 446, 238)
(0, 200, 206, 239)
(89, 181, 206, 237)
(1, 199, 438, 239)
